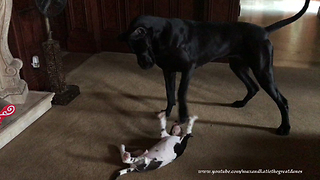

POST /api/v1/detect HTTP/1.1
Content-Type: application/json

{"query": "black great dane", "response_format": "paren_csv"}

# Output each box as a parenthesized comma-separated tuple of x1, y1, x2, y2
(118, 0, 309, 136)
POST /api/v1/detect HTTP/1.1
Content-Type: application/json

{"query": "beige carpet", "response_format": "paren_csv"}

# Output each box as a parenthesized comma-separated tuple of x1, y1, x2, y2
(0, 52, 319, 180)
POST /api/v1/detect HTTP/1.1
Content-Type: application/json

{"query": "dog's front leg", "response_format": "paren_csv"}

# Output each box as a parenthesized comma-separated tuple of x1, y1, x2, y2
(178, 67, 195, 123)
(163, 70, 176, 117)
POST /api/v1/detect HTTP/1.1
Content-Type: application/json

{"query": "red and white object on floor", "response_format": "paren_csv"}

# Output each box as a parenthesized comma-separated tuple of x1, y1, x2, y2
(0, 104, 16, 126)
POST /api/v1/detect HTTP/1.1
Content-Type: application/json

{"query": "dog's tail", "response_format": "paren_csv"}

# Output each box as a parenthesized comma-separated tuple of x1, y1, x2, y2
(264, 0, 310, 34)
(111, 168, 137, 180)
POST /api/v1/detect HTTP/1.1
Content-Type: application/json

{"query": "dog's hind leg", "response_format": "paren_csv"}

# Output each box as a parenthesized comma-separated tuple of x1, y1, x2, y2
(120, 144, 148, 164)
(250, 41, 290, 136)
(229, 59, 260, 108)
(120, 144, 132, 164)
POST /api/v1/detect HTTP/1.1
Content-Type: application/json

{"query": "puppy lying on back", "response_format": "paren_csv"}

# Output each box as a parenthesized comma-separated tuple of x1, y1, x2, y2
(114, 112, 198, 179)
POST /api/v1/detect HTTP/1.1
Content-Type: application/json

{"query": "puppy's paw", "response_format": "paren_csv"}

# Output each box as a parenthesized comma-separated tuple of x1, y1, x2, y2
(142, 150, 149, 156)
(157, 111, 166, 119)
(120, 144, 126, 152)
(190, 115, 198, 121)
(122, 152, 131, 163)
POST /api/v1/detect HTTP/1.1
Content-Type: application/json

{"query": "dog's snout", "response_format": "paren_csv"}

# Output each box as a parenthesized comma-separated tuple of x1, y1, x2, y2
(137, 53, 155, 70)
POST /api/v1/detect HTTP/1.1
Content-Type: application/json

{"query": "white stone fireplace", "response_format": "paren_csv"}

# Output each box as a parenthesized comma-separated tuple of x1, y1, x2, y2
(0, 0, 54, 149)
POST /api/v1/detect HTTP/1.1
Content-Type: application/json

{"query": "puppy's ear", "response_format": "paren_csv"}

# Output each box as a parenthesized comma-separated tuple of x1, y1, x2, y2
(117, 32, 127, 42)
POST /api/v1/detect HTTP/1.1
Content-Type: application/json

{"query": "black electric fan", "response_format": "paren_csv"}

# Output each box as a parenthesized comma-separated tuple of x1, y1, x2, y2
(35, 0, 67, 39)
(35, 0, 67, 17)
(35, 0, 80, 105)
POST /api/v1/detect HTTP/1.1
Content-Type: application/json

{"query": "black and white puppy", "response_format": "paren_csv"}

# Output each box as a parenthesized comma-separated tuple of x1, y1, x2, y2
(114, 112, 198, 179)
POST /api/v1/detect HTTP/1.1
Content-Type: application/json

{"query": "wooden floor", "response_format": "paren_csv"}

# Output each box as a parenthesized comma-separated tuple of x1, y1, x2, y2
(239, 0, 320, 69)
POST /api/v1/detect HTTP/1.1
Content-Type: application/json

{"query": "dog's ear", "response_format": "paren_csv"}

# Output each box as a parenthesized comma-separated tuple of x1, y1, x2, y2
(134, 27, 147, 35)
(117, 32, 127, 42)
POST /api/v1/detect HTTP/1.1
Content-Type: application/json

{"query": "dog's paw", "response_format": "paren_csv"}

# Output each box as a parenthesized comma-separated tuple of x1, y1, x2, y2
(276, 125, 290, 136)
(157, 111, 166, 119)
(190, 115, 198, 121)
(231, 101, 246, 108)
(179, 117, 188, 124)
(160, 108, 172, 117)
(122, 152, 131, 163)
(120, 144, 126, 152)
(142, 150, 149, 156)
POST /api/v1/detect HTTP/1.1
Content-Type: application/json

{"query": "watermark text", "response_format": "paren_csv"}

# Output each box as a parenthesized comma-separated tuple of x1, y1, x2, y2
(198, 169, 303, 175)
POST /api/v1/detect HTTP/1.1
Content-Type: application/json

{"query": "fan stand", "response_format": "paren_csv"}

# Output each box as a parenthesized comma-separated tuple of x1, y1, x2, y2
(42, 17, 80, 105)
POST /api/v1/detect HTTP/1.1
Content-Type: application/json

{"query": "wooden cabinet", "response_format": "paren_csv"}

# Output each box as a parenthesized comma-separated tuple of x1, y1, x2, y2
(61, 0, 240, 53)
(205, 0, 240, 22)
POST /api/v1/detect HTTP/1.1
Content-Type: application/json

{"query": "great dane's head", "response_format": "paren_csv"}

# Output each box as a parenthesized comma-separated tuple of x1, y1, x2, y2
(118, 16, 156, 70)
